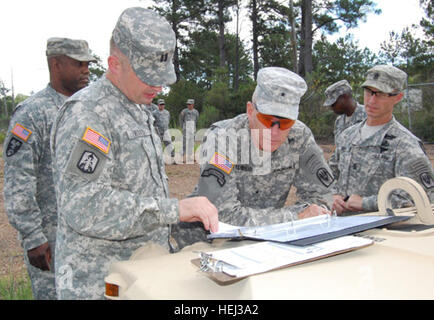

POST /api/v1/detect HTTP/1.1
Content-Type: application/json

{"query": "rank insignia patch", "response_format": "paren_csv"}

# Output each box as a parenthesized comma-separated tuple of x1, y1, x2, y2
(82, 127, 111, 154)
(77, 151, 99, 174)
(209, 152, 234, 174)
(6, 137, 23, 157)
(11, 123, 32, 141)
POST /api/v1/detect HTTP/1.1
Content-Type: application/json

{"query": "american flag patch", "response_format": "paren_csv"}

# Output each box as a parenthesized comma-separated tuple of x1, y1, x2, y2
(82, 127, 111, 154)
(11, 123, 32, 142)
(209, 152, 234, 174)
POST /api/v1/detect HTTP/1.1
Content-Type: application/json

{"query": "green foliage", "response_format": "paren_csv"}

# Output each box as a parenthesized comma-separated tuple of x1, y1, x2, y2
(197, 105, 221, 129)
(0, 129, 6, 145)
(0, 274, 33, 300)
(159, 79, 205, 128)
(89, 52, 106, 83)
(313, 35, 377, 88)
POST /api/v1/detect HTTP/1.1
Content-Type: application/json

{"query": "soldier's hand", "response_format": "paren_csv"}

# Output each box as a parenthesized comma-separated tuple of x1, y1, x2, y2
(332, 194, 347, 215)
(298, 204, 330, 219)
(27, 242, 51, 271)
(345, 194, 363, 212)
(179, 197, 219, 233)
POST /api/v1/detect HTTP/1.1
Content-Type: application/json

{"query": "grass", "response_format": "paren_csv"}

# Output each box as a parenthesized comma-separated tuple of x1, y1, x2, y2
(0, 273, 33, 300)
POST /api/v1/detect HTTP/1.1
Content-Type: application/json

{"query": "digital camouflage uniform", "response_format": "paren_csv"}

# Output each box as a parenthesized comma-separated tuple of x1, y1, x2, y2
(179, 102, 199, 157)
(153, 108, 171, 142)
(172, 68, 335, 249)
(329, 65, 434, 212)
(51, 7, 178, 300)
(329, 117, 434, 212)
(3, 84, 66, 300)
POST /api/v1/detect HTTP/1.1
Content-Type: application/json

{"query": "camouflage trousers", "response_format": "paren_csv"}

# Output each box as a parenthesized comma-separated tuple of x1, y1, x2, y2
(23, 247, 56, 300)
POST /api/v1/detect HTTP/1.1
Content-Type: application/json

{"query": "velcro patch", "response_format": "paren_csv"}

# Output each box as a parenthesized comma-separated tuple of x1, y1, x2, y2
(11, 123, 32, 142)
(82, 127, 111, 154)
(209, 152, 234, 174)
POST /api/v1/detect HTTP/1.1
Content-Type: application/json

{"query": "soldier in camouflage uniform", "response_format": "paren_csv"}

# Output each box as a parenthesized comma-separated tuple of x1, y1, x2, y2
(50, 7, 218, 300)
(179, 98, 199, 162)
(2, 37, 95, 299)
(329, 65, 434, 214)
(153, 98, 174, 158)
(172, 67, 335, 249)
(323, 80, 366, 143)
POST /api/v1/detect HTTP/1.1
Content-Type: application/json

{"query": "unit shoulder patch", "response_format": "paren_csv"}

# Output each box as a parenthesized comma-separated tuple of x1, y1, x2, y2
(77, 151, 100, 174)
(316, 167, 334, 187)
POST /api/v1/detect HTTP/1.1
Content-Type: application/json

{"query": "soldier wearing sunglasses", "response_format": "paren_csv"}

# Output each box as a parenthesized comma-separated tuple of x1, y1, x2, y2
(172, 67, 335, 249)
(329, 65, 434, 214)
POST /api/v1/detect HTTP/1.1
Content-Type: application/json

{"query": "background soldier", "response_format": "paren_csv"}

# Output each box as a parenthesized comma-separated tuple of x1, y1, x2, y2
(179, 98, 199, 162)
(51, 8, 218, 300)
(329, 65, 434, 214)
(153, 98, 174, 160)
(3, 37, 95, 299)
(323, 79, 366, 142)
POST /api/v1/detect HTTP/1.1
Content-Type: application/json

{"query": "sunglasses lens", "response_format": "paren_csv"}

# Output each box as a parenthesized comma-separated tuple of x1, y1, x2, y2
(280, 119, 295, 130)
(256, 113, 295, 130)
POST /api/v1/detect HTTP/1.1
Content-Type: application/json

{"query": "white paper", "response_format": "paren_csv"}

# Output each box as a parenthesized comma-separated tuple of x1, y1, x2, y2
(203, 236, 373, 278)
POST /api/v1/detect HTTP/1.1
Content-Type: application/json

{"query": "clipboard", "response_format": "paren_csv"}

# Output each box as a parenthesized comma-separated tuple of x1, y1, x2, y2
(191, 235, 374, 283)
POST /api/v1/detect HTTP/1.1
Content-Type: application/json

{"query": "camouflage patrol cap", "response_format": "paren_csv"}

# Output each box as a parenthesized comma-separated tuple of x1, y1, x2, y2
(253, 67, 307, 120)
(112, 7, 176, 87)
(362, 65, 407, 93)
(323, 80, 352, 107)
(46, 37, 96, 62)
(158, 99, 165, 105)
(187, 99, 194, 105)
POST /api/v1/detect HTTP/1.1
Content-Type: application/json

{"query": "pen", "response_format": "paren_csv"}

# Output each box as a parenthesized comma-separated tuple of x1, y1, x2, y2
(343, 196, 349, 201)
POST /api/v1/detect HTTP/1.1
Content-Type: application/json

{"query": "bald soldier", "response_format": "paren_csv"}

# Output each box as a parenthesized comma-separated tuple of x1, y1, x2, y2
(323, 80, 366, 142)
(51, 8, 218, 300)
(172, 67, 334, 249)
(3, 37, 95, 299)
(329, 65, 434, 214)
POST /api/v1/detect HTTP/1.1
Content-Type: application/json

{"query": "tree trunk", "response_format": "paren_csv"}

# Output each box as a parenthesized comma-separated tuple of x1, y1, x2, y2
(234, 1, 240, 91)
(299, 0, 313, 76)
(172, 0, 181, 82)
(251, 0, 259, 80)
(288, 0, 298, 74)
(218, 0, 226, 68)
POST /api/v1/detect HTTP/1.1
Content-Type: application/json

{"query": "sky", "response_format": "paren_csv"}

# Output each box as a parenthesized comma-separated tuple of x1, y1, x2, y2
(0, 0, 426, 96)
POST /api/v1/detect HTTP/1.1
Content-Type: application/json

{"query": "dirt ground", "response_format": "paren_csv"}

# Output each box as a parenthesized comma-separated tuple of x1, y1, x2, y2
(0, 144, 433, 279)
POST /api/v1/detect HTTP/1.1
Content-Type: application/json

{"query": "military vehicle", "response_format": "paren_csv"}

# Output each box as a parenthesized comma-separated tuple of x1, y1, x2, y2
(104, 177, 434, 300)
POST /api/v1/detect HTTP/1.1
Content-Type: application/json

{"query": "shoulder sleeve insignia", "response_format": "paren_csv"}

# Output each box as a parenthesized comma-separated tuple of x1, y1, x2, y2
(209, 152, 234, 174)
(82, 127, 111, 154)
(420, 172, 434, 189)
(77, 151, 100, 174)
(11, 123, 32, 142)
(316, 167, 334, 187)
